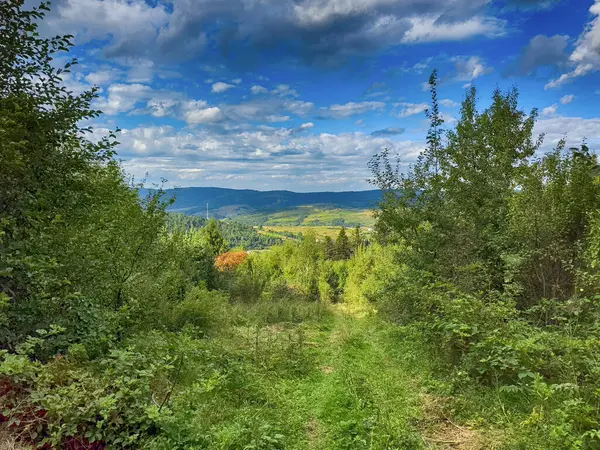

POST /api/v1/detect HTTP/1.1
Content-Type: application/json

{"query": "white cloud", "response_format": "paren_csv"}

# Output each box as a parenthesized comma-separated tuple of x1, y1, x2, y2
(183, 105, 224, 124)
(94, 83, 153, 115)
(43, 0, 508, 73)
(84, 68, 121, 85)
(212, 82, 235, 93)
(355, 119, 365, 126)
(251, 85, 269, 94)
(272, 84, 299, 97)
(114, 127, 422, 190)
(48, 0, 170, 45)
(542, 104, 559, 117)
(395, 102, 429, 118)
(146, 97, 181, 118)
(59, 71, 91, 95)
(560, 94, 575, 105)
(232, 78, 242, 84)
(283, 100, 315, 116)
(545, 64, 595, 89)
(126, 59, 156, 83)
(325, 101, 386, 118)
(265, 115, 291, 123)
(300, 122, 314, 129)
(402, 16, 505, 43)
(546, 1, 600, 89)
(534, 116, 600, 148)
(440, 99, 459, 108)
(453, 56, 492, 81)
(94, 84, 227, 125)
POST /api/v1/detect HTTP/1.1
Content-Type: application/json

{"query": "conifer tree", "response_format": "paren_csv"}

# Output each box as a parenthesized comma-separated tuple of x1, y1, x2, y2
(204, 218, 229, 257)
(335, 227, 351, 260)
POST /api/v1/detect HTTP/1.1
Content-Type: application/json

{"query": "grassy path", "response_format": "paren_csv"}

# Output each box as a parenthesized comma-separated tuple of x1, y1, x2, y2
(255, 305, 437, 450)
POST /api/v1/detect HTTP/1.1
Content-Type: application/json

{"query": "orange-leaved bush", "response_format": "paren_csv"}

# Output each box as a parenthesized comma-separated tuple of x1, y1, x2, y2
(215, 251, 249, 272)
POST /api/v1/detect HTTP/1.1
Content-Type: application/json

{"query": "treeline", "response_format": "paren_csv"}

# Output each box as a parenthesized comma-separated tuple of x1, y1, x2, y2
(166, 213, 283, 250)
(236, 211, 365, 227)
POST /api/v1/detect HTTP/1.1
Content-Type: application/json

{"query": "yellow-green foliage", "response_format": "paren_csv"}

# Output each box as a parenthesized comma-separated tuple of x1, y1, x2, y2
(169, 286, 231, 333)
(344, 244, 403, 306)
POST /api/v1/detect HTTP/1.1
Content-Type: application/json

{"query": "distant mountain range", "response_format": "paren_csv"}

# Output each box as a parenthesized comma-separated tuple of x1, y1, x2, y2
(144, 187, 382, 220)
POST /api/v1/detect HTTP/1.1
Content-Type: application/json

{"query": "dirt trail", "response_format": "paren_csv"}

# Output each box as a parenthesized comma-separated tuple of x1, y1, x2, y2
(276, 304, 490, 449)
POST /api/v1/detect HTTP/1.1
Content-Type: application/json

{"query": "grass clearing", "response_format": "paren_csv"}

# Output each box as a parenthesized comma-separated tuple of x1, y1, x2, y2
(167, 301, 493, 450)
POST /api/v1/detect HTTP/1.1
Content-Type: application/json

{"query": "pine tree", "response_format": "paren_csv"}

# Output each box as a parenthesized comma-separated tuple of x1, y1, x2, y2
(204, 218, 228, 257)
(335, 227, 351, 260)
(350, 225, 363, 253)
(323, 236, 336, 260)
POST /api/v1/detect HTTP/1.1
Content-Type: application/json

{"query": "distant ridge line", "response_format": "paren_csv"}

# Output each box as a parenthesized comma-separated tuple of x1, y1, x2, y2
(139, 186, 382, 218)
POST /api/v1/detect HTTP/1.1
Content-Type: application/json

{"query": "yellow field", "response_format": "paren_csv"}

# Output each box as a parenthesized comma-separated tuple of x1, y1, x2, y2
(257, 225, 372, 240)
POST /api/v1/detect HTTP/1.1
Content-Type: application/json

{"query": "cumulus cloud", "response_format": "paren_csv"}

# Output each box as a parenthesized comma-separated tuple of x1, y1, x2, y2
(84, 68, 122, 86)
(402, 16, 505, 43)
(508, 34, 569, 76)
(111, 124, 423, 190)
(283, 100, 315, 116)
(271, 84, 299, 97)
(453, 56, 493, 81)
(560, 94, 575, 104)
(395, 102, 429, 118)
(251, 85, 269, 94)
(440, 99, 459, 107)
(546, 1, 600, 89)
(212, 82, 235, 93)
(183, 103, 225, 124)
(542, 104, 559, 117)
(94, 83, 153, 115)
(534, 116, 600, 149)
(324, 101, 386, 118)
(92, 82, 231, 126)
(420, 81, 433, 91)
(42, 0, 508, 68)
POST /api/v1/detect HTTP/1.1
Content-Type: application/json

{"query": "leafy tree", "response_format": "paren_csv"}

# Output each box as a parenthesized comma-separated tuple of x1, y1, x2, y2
(369, 70, 543, 294)
(0, 0, 171, 350)
(508, 140, 600, 303)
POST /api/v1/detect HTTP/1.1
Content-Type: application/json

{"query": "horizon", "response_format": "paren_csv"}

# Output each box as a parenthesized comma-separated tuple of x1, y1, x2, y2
(36, 0, 600, 191)
(150, 186, 382, 194)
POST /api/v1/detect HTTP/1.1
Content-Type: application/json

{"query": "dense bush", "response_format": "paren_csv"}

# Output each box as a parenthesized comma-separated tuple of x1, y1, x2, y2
(364, 71, 600, 448)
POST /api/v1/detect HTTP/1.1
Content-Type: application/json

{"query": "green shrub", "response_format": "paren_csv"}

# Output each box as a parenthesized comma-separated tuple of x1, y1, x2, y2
(169, 286, 231, 334)
(0, 346, 175, 447)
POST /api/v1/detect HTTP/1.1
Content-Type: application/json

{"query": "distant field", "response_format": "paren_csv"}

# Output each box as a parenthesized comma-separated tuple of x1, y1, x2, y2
(258, 225, 372, 239)
(239, 206, 376, 227)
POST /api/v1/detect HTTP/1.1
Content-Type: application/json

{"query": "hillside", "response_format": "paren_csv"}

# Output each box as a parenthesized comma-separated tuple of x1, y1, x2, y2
(155, 187, 378, 214)
(145, 187, 381, 226)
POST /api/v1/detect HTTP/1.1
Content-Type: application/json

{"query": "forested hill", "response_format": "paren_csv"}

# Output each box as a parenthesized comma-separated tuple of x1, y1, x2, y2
(144, 187, 382, 216)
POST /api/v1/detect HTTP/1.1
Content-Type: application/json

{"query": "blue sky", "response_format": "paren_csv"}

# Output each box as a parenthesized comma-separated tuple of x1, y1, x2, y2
(36, 0, 600, 191)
